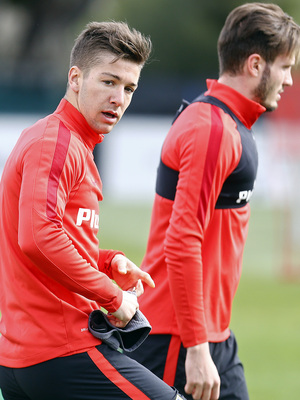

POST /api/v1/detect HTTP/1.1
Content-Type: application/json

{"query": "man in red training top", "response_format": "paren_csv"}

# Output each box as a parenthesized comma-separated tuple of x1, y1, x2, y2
(127, 4, 300, 400)
(0, 22, 186, 400)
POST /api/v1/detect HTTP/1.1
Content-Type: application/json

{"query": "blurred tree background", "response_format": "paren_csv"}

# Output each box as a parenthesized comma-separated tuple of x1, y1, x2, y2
(1, 0, 300, 114)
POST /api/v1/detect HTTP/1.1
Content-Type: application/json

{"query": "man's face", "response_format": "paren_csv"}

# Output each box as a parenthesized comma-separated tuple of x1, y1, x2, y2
(71, 53, 141, 134)
(253, 53, 295, 112)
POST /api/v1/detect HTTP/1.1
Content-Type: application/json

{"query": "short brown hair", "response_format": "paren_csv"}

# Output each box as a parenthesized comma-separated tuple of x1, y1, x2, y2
(70, 21, 152, 72)
(218, 3, 300, 75)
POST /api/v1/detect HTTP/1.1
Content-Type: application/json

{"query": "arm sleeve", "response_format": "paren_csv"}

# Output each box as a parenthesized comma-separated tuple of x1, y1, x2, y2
(163, 103, 240, 346)
(98, 249, 125, 279)
(17, 129, 122, 313)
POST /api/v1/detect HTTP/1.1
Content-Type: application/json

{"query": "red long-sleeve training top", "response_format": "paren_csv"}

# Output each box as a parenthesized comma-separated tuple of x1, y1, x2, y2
(139, 80, 265, 347)
(0, 99, 123, 368)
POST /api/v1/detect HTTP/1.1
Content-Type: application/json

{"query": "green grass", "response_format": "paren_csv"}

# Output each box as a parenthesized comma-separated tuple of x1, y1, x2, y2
(98, 199, 153, 266)
(242, 204, 300, 278)
(1, 202, 299, 400)
(231, 275, 300, 399)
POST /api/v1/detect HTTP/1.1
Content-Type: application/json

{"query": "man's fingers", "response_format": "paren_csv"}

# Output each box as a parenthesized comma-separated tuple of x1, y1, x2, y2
(184, 382, 196, 396)
(185, 383, 203, 400)
(184, 382, 219, 400)
(140, 271, 155, 288)
(134, 279, 143, 297)
(117, 259, 128, 274)
(210, 381, 220, 400)
(200, 383, 212, 400)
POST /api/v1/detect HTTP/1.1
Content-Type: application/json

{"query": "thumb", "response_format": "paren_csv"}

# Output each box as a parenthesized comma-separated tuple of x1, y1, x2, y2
(112, 255, 128, 274)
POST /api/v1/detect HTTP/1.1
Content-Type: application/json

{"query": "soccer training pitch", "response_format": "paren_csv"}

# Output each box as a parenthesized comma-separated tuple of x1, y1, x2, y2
(1, 202, 299, 400)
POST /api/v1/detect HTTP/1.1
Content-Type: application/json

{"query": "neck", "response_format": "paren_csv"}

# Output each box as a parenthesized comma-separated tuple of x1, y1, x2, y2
(218, 73, 255, 101)
(64, 89, 79, 112)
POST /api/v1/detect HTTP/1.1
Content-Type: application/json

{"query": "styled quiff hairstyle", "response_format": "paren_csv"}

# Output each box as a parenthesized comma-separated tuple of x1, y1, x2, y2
(70, 21, 152, 73)
(218, 2, 300, 76)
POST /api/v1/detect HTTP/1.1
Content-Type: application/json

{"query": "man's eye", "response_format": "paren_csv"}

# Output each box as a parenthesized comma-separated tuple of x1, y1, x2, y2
(125, 87, 135, 94)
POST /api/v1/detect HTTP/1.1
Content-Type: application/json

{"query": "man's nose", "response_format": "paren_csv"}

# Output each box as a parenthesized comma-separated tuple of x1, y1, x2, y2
(110, 87, 124, 106)
(284, 69, 293, 87)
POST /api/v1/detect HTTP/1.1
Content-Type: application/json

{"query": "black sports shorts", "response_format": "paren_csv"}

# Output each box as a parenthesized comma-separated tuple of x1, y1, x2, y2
(127, 331, 250, 400)
(0, 344, 186, 400)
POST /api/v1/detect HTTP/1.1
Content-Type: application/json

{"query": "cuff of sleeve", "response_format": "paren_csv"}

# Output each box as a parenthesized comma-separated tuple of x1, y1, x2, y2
(98, 249, 125, 279)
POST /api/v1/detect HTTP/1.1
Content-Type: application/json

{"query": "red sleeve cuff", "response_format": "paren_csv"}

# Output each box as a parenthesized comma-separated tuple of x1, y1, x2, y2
(98, 249, 125, 279)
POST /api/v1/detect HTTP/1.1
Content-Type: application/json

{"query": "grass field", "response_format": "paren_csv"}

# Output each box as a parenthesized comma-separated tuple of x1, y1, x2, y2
(231, 275, 300, 399)
(1, 201, 299, 400)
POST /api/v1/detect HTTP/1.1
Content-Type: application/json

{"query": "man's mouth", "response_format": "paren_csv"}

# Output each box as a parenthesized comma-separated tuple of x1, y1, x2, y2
(102, 111, 118, 119)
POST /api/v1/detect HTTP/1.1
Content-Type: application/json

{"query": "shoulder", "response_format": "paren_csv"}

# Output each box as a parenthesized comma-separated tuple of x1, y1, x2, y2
(165, 101, 240, 150)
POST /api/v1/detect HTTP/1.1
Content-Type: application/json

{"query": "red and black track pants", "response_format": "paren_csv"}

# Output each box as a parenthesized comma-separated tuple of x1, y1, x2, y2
(0, 344, 185, 400)
(127, 331, 249, 400)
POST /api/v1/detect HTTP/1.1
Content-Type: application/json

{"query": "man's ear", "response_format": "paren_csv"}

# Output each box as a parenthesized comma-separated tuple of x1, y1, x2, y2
(246, 54, 266, 78)
(68, 66, 82, 93)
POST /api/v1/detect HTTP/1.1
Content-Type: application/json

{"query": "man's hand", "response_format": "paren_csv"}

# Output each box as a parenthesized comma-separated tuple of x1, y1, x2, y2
(185, 342, 220, 400)
(111, 254, 155, 296)
(108, 290, 139, 328)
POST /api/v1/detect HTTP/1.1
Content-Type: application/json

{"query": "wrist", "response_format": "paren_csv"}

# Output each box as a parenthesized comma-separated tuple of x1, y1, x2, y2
(187, 342, 210, 354)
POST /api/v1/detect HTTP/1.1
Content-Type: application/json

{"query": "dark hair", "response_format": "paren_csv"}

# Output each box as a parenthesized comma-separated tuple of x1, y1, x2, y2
(70, 21, 152, 72)
(218, 3, 300, 75)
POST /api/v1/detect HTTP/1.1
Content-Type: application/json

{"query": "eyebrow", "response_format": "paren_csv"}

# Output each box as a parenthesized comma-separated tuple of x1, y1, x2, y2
(101, 72, 138, 87)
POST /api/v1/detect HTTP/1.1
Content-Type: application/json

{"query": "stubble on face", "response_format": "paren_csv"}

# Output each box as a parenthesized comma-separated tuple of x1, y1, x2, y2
(252, 63, 278, 112)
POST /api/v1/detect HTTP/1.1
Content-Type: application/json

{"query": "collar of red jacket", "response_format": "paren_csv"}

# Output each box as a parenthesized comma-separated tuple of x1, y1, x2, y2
(54, 99, 105, 150)
(205, 79, 266, 129)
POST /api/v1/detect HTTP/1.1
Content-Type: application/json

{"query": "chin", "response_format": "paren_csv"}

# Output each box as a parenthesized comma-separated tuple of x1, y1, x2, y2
(96, 125, 114, 135)
(266, 105, 278, 112)
(262, 100, 278, 113)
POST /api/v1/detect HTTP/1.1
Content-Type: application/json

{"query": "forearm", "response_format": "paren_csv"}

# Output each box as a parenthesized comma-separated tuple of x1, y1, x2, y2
(19, 207, 122, 311)
(166, 254, 208, 346)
